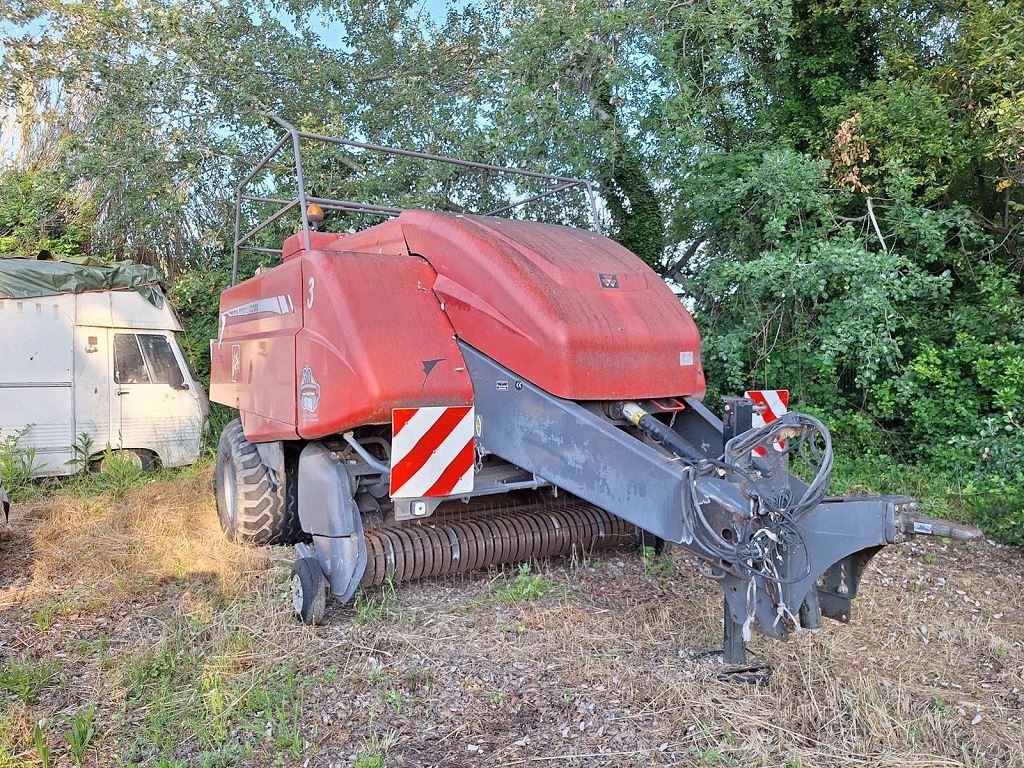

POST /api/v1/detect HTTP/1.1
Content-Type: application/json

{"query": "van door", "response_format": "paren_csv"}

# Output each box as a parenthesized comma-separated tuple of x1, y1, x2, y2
(111, 330, 204, 467)
(73, 326, 112, 462)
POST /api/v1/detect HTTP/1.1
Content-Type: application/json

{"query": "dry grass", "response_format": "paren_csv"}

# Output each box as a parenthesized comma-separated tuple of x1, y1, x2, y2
(1, 466, 1022, 767)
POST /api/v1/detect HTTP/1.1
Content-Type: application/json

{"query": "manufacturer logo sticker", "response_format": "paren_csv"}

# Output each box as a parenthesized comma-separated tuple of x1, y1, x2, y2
(299, 365, 321, 412)
(496, 380, 509, 391)
(599, 273, 619, 289)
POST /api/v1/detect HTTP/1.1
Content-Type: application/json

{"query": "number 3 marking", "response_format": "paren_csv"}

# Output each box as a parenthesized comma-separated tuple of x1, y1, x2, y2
(306, 276, 315, 309)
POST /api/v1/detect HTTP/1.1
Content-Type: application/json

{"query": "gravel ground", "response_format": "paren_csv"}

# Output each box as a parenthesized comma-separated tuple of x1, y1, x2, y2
(0, 468, 1021, 767)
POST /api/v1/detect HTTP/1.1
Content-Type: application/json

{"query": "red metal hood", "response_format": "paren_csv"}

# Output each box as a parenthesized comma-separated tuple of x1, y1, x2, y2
(398, 211, 705, 401)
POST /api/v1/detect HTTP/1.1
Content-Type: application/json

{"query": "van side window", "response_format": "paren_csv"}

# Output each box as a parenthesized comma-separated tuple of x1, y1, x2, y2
(113, 334, 150, 384)
(138, 334, 185, 387)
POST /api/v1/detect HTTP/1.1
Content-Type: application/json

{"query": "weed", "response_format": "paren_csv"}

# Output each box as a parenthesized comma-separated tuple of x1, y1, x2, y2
(32, 723, 50, 768)
(321, 665, 339, 683)
(368, 667, 392, 686)
(354, 582, 410, 625)
(694, 748, 733, 766)
(489, 692, 504, 708)
(380, 688, 406, 714)
(354, 754, 384, 768)
(931, 696, 952, 715)
(492, 563, 556, 603)
(0, 427, 39, 501)
(923, 552, 938, 565)
(401, 667, 433, 689)
(30, 604, 57, 632)
(65, 432, 96, 475)
(0, 658, 60, 704)
(29, 598, 78, 632)
(640, 546, 673, 580)
(92, 446, 146, 498)
(66, 705, 96, 766)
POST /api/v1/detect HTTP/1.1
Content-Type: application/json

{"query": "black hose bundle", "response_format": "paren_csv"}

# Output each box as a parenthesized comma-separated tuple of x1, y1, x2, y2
(723, 412, 834, 518)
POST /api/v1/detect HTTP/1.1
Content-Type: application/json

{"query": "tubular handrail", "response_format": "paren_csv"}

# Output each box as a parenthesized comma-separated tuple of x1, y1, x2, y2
(231, 113, 601, 284)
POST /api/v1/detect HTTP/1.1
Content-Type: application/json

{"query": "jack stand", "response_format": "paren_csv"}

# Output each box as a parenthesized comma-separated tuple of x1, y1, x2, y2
(713, 396, 773, 685)
(717, 598, 772, 685)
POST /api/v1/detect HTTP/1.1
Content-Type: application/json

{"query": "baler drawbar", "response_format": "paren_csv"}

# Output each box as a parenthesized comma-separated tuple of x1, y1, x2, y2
(209, 116, 980, 670)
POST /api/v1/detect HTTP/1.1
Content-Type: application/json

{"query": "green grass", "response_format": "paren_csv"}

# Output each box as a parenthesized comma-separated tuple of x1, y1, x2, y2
(65, 705, 96, 767)
(354, 754, 384, 768)
(354, 582, 413, 626)
(640, 545, 673, 581)
(0, 658, 61, 704)
(115, 616, 304, 766)
(490, 563, 557, 604)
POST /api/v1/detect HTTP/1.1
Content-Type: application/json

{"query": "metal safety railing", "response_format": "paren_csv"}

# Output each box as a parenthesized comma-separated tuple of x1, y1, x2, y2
(231, 114, 602, 283)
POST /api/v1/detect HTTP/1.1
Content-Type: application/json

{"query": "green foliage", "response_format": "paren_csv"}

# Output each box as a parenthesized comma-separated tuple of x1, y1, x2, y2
(65, 705, 96, 767)
(353, 582, 412, 626)
(0, 428, 40, 502)
(92, 448, 147, 499)
(66, 432, 96, 475)
(491, 563, 557, 603)
(32, 723, 50, 768)
(640, 546, 673, 581)
(354, 754, 385, 768)
(0, 169, 92, 258)
(0, 658, 60, 704)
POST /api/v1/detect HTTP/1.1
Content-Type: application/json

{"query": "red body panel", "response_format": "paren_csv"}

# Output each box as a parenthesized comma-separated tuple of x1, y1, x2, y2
(210, 212, 705, 442)
(399, 212, 705, 401)
(295, 252, 472, 438)
(209, 259, 304, 441)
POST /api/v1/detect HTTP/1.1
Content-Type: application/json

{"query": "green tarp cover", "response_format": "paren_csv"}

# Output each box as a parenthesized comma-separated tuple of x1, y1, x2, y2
(0, 258, 164, 307)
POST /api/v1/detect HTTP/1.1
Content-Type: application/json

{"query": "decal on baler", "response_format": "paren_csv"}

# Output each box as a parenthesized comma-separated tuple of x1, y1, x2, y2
(598, 272, 619, 289)
(299, 365, 321, 412)
(390, 406, 475, 499)
(218, 294, 296, 345)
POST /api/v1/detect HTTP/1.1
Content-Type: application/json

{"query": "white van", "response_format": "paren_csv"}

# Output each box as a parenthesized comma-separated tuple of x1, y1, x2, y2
(0, 258, 208, 476)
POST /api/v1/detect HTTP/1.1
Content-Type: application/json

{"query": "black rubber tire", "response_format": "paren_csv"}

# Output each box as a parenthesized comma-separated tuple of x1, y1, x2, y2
(215, 419, 301, 545)
(291, 557, 327, 625)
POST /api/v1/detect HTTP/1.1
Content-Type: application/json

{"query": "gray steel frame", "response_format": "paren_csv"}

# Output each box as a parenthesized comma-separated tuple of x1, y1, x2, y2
(231, 114, 602, 284)
(459, 342, 974, 648)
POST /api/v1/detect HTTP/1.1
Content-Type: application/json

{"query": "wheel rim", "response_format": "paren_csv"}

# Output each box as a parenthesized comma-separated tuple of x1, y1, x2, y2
(219, 458, 237, 526)
(292, 574, 304, 614)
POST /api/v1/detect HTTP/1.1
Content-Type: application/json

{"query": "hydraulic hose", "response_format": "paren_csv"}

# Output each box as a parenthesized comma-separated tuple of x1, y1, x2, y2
(613, 401, 705, 463)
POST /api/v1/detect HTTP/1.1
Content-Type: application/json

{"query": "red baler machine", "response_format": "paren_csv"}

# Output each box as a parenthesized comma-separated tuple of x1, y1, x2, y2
(210, 116, 978, 671)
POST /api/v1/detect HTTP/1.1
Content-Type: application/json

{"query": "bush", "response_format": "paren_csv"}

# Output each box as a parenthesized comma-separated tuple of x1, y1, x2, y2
(0, 427, 40, 502)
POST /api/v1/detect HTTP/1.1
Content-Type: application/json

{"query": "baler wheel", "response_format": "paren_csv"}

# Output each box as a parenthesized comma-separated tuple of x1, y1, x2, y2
(291, 557, 327, 625)
(215, 419, 301, 545)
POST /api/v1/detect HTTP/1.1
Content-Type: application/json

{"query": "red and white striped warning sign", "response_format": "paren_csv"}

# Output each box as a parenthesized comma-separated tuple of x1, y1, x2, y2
(744, 389, 789, 455)
(390, 406, 475, 498)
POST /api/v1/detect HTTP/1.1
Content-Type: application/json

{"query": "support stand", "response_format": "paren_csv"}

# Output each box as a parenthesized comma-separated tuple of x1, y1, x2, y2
(713, 397, 773, 685)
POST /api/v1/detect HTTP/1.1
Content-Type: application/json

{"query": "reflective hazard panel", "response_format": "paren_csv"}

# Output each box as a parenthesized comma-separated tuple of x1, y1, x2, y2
(744, 389, 789, 455)
(390, 406, 475, 498)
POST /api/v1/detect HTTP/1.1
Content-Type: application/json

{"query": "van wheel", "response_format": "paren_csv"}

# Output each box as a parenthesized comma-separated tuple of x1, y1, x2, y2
(215, 419, 301, 545)
(95, 449, 155, 472)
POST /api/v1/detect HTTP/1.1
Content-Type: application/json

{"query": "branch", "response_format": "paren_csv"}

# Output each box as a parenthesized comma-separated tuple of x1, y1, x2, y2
(661, 236, 705, 282)
(866, 196, 887, 252)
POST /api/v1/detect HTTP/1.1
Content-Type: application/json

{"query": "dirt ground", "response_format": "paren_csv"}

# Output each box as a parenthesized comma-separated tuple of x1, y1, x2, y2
(1, 466, 1022, 767)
